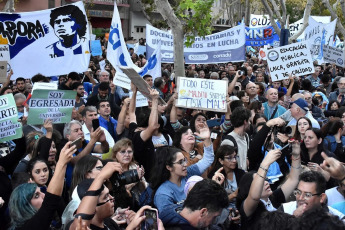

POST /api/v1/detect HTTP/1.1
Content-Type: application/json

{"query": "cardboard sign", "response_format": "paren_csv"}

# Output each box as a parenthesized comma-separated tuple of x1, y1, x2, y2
(0, 45, 10, 61)
(114, 72, 131, 89)
(267, 41, 314, 81)
(27, 90, 76, 125)
(0, 94, 22, 142)
(0, 61, 7, 83)
(323, 45, 345, 67)
(32, 82, 58, 92)
(91, 40, 102, 56)
(175, 77, 228, 112)
(119, 67, 166, 105)
(129, 91, 148, 107)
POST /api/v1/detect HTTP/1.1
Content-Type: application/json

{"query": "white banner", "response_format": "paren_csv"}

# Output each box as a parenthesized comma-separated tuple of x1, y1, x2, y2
(146, 24, 246, 64)
(249, 14, 271, 28)
(267, 42, 314, 81)
(176, 77, 228, 112)
(323, 44, 345, 67)
(129, 91, 148, 107)
(1, 2, 90, 79)
(289, 16, 331, 39)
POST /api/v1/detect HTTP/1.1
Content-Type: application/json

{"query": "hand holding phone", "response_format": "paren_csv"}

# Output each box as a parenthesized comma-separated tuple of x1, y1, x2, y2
(92, 118, 100, 131)
(70, 137, 82, 148)
(141, 208, 158, 230)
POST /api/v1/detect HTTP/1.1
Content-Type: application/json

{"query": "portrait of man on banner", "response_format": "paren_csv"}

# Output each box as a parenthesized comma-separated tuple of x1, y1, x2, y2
(46, 4, 88, 58)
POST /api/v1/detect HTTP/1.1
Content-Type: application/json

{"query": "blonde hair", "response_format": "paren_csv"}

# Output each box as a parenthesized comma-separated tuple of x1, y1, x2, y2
(112, 138, 135, 164)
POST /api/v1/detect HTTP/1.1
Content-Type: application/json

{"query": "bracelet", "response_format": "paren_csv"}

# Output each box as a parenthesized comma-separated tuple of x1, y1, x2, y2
(259, 166, 268, 172)
(256, 172, 266, 180)
(291, 164, 302, 169)
(291, 156, 301, 161)
(75, 213, 95, 220)
(84, 185, 104, 197)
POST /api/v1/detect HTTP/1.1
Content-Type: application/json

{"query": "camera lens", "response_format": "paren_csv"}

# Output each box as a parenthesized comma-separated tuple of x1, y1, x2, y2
(110, 170, 139, 187)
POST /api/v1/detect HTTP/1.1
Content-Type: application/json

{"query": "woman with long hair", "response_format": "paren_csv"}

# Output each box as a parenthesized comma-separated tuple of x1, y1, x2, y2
(322, 118, 345, 162)
(207, 145, 245, 209)
(151, 125, 214, 224)
(292, 117, 312, 142)
(8, 142, 76, 230)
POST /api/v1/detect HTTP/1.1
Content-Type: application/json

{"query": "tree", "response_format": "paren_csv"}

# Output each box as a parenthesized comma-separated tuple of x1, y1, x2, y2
(139, 0, 215, 78)
(2, 0, 15, 12)
(260, 0, 314, 43)
(322, 0, 345, 38)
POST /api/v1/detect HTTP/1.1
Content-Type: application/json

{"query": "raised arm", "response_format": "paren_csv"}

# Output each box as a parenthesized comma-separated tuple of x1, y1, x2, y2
(228, 71, 240, 95)
(286, 75, 295, 97)
(116, 97, 130, 135)
(140, 88, 160, 142)
(243, 149, 281, 217)
(37, 119, 54, 161)
(129, 83, 137, 124)
(193, 124, 214, 174)
(280, 140, 302, 200)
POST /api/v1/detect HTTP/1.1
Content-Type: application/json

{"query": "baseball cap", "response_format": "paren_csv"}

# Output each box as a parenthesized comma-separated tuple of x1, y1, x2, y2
(293, 98, 309, 112)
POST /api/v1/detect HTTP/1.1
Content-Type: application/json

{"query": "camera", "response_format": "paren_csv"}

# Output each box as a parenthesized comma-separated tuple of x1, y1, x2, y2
(238, 70, 244, 76)
(234, 86, 240, 91)
(110, 169, 139, 187)
(273, 125, 292, 135)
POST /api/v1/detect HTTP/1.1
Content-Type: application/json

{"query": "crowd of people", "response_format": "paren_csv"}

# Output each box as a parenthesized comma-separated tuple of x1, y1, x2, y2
(0, 43, 345, 230)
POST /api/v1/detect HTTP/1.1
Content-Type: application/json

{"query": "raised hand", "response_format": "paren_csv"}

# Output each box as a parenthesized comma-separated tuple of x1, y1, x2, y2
(212, 167, 225, 185)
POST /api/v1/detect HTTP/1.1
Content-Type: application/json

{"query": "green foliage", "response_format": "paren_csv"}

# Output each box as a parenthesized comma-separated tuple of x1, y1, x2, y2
(177, 0, 214, 47)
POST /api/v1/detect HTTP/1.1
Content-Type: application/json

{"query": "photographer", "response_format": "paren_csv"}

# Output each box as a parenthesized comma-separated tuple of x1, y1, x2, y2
(247, 118, 291, 189)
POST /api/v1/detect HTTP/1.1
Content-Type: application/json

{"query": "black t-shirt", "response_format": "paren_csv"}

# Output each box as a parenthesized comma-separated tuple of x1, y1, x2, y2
(239, 188, 286, 230)
(90, 218, 120, 230)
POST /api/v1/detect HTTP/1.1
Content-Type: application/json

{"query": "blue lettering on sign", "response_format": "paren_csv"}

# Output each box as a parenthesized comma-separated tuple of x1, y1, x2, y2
(108, 24, 127, 66)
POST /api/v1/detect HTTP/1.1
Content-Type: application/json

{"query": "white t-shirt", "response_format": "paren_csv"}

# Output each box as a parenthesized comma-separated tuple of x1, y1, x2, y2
(326, 187, 345, 206)
(151, 134, 172, 148)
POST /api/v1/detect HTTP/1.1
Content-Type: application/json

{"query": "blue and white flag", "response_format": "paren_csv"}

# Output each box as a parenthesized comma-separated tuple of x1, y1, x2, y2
(138, 41, 161, 80)
(0, 1, 91, 79)
(106, 2, 139, 73)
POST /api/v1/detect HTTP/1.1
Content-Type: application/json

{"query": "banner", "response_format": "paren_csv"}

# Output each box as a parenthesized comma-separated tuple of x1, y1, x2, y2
(249, 14, 272, 28)
(129, 91, 148, 107)
(27, 90, 76, 125)
(0, 1, 91, 79)
(176, 77, 228, 112)
(267, 42, 314, 81)
(245, 23, 281, 47)
(323, 45, 345, 67)
(0, 45, 10, 61)
(146, 24, 246, 64)
(0, 94, 22, 142)
(289, 16, 331, 39)
(304, 18, 337, 63)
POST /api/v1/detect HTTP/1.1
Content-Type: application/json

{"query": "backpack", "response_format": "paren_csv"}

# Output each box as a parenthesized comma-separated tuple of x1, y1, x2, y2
(222, 132, 250, 150)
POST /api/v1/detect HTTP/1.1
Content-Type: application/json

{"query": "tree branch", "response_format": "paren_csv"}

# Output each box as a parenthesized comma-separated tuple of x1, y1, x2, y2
(136, 1, 152, 22)
(288, 0, 313, 42)
(154, 0, 183, 29)
(261, 0, 281, 37)
(211, 0, 240, 25)
(322, 0, 345, 39)
(340, 0, 345, 20)
(280, 0, 287, 25)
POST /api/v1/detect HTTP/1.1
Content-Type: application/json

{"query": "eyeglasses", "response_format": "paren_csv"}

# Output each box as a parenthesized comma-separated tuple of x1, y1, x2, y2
(96, 198, 114, 206)
(172, 158, 188, 166)
(224, 155, 239, 162)
(119, 150, 133, 155)
(293, 189, 321, 200)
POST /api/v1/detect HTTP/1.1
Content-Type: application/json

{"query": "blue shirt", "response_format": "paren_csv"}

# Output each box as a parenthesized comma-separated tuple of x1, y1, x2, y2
(99, 115, 118, 141)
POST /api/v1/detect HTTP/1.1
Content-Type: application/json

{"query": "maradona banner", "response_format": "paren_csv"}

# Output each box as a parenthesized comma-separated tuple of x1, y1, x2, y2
(0, 1, 90, 79)
(146, 24, 245, 64)
(27, 90, 76, 125)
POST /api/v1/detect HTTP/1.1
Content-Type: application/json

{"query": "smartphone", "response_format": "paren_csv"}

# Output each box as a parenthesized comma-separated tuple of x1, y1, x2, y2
(206, 118, 221, 128)
(141, 208, 159, 230)
(70, 137, 82, 148)
(92, 119, 100, 131)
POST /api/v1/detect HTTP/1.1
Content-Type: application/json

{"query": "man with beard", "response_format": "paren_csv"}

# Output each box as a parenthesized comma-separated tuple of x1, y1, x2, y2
(15, 77, 27, 96)
(279, 171, 344, 220)
(72, 82, 86, 109)
(97, 100, 117, 141)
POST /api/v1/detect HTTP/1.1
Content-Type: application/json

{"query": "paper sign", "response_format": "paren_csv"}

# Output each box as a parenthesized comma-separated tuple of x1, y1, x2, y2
(27, 90, 76, 125)
(0, 45, 10, 61)
(119, 67, 166, 105)
(0, 94, 22, 142)
(114, 72, 131, 89)
(32, 82, 58, 92)
(267, 41, 314, 81)
(129, 91, 148, 107)
(99, 60, 106, 71)
(91, 40, 102, 56)
(175, 77, 228, 112)
(323, 45, 345, 67)
(0, 61, 7, 83)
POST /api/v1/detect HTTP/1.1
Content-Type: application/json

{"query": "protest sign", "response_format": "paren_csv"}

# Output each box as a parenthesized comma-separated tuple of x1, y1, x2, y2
(245, 23, 281, 47)
(175, 77, 228, 112)
(129, 91, 148, 107)
(114, 71, 132, 89)
(27, 90, 76, 125)
(91, 40, 102, 56)
(0, 61, 7, 83)
(99, 60, 106, 71)
(146, 24, 245, 64)
(267, 42, 314, 81)
(289, 16, 331, 39)
(32, 82, 57, 91)
(0, 94, 22, 142)
(323, 45, 345, 67)
(0, 45, 10, 61)
(0, 2, 90, 79)
(119, 67, 166, 105)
